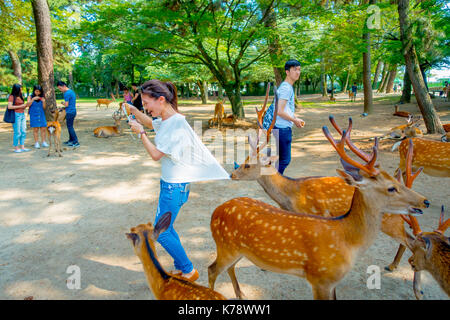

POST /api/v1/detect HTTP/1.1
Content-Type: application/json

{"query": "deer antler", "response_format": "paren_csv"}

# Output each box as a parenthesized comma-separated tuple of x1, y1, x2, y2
(328, 116, 371, 162)
(255, 82, 271, 125)
(323, 119, 380, 176)
(400, 139, 423, 235)
(436, 206, 449, 234)
(404, 138, 423, 188)
(256, 84, 278, 145)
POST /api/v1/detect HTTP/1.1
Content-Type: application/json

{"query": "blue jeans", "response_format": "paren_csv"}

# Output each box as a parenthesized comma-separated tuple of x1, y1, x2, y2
(13, 112, 27, 147)
(66, 112, 78, 143)
(273, 126, 292, 175)
(154, 179, 193, 274)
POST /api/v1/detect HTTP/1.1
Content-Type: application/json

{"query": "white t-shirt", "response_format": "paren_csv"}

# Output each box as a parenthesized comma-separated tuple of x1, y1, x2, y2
(152, 113, 230, 183)
(274, 81, 295, 129)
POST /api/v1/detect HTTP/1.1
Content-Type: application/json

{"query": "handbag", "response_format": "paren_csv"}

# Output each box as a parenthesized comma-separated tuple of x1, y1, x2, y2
(3, 96, 16, 123)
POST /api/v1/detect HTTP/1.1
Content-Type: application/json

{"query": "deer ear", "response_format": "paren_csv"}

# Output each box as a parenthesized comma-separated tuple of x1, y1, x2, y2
(126, 233, 139, 246)
(339, 158, 363, 182)
(153, 212, 171, 240)
(422, 236, 433, 260)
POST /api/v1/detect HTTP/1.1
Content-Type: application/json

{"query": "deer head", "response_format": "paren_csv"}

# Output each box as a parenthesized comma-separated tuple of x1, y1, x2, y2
(126, 212, 171, 260)
(324, 117, 429, 216)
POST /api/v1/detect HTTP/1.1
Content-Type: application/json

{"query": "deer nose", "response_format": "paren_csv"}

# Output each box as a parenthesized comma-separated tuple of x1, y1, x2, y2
(424, 200, 430, 208)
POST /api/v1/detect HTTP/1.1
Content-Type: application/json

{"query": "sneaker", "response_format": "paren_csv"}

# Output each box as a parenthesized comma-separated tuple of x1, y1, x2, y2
(71, 142, 80, 148)
(63, 140, 71, 145)
(21, 148, 30, 152)
(181, 269, 199, 282)
(34, 142, 40, 149)
(41, 141, 49, 148)
(13, 149, 22, 153)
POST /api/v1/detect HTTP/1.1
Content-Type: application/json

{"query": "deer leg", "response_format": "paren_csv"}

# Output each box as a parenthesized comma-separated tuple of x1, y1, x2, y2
(227, 261, 247, 300)
(208, 250, 242, 292)
(57, 136, 62, 157)
(385, 244, 406, 271)
(47, 135, 52, 157)
(312, 283, 334, 300)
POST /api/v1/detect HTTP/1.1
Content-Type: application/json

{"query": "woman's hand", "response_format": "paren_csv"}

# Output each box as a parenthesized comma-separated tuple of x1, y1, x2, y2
(129, 105, 139, 116)
(129, 119, 144, 134)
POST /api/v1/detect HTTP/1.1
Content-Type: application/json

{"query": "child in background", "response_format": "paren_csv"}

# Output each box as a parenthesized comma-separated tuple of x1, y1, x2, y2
(123, 88, 133, 105)
(27, 85, 49, 149)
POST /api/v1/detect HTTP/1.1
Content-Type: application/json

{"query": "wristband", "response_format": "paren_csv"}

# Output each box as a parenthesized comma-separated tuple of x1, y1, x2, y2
(140, 130, 147, 136)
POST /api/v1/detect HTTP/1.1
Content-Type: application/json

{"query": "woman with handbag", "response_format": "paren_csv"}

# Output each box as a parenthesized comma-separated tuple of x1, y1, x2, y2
(7, 84, 30, 153)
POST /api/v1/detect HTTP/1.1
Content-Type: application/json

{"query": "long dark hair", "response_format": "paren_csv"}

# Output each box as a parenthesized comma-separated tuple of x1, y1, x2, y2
(141, 80, 178, 112)
(10, 83, 23, 103)
(31, 85, 44, 98)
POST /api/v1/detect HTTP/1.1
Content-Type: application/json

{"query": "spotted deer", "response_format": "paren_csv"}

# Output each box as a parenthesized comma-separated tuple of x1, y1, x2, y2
(233, 116, 423, 271)
(93, 112, 123, 138)
(126, 212, 226, 300)
(405, 206, 450, 299)
(397, 137, 450, 177)
(209, 121, 429, 300)
(46, 108, 63, 157)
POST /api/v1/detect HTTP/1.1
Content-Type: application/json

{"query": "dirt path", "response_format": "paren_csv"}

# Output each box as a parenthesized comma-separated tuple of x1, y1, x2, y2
(0, 93, 449, 300)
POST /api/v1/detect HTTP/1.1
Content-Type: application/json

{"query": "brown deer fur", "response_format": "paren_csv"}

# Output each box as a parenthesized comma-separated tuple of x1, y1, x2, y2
(96, 99, 114, 110)
(398, 137, 450, 177)
(126, 213, 226, 300)
(209, 125, 428, 300)
(409, 232, 450, 298)
(46, 108, 63, 157)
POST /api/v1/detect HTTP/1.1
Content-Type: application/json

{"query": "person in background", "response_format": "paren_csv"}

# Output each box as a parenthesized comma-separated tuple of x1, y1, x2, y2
(131, 83, 144, 112)
(273, 59, 305, 175)
(7, 83, 30, 153)
(123, 87, 133, 105)
(351, 82, 357, 102)
(57, 81, 80, 147)
(27, 85, 48, 149)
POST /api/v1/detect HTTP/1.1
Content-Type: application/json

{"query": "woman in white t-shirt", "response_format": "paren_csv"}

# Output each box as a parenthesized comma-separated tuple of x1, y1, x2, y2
(127, 80, 229, 282)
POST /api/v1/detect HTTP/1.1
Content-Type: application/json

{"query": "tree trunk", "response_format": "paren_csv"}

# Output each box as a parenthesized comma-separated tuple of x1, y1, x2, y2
(398, 0, 444, 134)
(197, 80, 208, 104)
(329, 74, 334, 98)
(224, 83, 244, 118)
(218, 83, 223, 100)
(264, 5, 284, 86)
(372, 60, 382, 89)
(362, 29, 373, 114)
(68, 69, 74, 89)
(31, 0, 57, 119)
(342, 72, 350, 93)
(377, 62, 388, 92)
(400, 68, 412, 103)
(379, 63, 390, 93)
(8, 50, 22, 85)
(385, 65, 397, 93)
(321, 63, 327, 97)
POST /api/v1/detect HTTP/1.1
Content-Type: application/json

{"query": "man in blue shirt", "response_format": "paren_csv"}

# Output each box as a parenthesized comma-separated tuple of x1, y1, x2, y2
(273, 59, 305, 175)
(57, 81, 79, 147)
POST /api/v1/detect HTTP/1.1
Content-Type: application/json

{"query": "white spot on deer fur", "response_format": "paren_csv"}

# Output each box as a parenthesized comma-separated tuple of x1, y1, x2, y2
(313, 247, 318, 252)
(329, 244, 335, 248)
(237, 214, 241, 220)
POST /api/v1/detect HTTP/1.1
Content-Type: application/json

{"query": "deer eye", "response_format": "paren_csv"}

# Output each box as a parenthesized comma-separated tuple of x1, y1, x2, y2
(244, 164, 250, 169)
(388, 187, 398, 193)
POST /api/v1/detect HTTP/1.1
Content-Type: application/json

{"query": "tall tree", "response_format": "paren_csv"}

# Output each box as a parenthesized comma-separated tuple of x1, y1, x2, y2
(32, 0, 57, 116)
(362, 0, 376, 114)
(398, 0, 444, 134)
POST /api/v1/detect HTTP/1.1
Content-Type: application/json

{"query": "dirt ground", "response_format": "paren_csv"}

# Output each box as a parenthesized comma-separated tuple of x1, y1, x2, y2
(0, 92, 449, 300)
